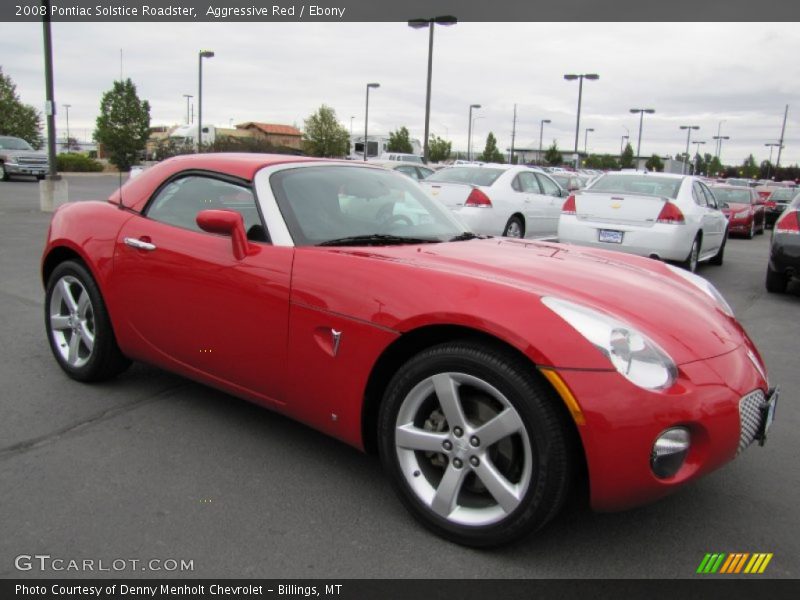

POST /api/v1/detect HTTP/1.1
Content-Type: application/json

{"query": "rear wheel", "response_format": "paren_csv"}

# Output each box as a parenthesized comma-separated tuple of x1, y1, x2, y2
(45, 260, 131, 381)
(747, 219, 755, 239)
(503, 216, 525, 238)
(765, 266, 788, 294)
(681, 236, 700, 272)
(757, 214, 765, 235)
(378, 341, 573, 547)
(709, 232, 726, 266)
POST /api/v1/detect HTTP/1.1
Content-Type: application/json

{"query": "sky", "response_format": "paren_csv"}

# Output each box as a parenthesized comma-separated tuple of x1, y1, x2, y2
(2, 21, 799, 165)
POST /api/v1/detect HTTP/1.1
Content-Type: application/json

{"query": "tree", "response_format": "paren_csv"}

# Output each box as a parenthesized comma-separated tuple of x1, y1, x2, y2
(707, 155, 723, 177)
(645, 154, 664, 172)
(619, 143, 635, 168)
(387, 126, 414, 153)
(740, 154, 759, 179)
(428, 134, 451, 163)
(94, 79, 151, 171)
(585, 154, 619, 169)
(544, 141, 562, 166)
(0, 67, 43, 148)
(302, 105, 349, 158)
(478, 132, 504, 163)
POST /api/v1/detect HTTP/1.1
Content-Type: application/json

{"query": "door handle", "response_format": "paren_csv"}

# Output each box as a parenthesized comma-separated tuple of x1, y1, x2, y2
(124, 237, 156, 251)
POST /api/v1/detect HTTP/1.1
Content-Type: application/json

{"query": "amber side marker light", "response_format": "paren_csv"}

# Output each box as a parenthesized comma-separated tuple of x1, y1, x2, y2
(539, 368, 586, 426)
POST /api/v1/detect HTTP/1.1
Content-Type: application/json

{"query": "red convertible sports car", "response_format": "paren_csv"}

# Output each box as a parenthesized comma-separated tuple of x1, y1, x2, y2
(42, 154, 778, 547)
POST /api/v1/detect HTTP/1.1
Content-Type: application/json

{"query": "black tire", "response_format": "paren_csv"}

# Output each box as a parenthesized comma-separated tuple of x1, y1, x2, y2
(709, 232, 726, 266)
(757, 215, 765, 235)
(44, 260, 131, 382)
(765, 265, 787, 294)
(502, 215, 525, 238)
(36, 174, 46, 181)
(681, 236, 700, 272)
(0, 162, 9, 182)
(746, 219, 755, 239)
(378, 341, 573, 547)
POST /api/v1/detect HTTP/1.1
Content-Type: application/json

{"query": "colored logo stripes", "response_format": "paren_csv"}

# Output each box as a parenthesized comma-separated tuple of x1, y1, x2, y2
(697, 553, 773, 574)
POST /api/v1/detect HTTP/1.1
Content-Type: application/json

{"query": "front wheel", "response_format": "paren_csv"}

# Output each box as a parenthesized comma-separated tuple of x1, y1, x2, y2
(709, 232, 726, 266)
(378, 341, 573, 547)
(0, 162, 9, 181)
(45, 260, 131, 381)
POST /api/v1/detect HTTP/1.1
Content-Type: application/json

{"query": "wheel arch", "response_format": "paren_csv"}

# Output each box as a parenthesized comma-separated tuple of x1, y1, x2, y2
(42, 243, 98, 289)
(360, 324, 588, 499)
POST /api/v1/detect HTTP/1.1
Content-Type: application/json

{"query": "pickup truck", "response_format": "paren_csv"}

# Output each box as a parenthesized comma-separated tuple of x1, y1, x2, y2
(0, 135, 49, 181)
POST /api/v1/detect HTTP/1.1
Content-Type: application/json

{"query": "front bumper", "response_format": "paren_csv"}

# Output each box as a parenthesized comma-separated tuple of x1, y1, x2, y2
(554, 344, 770, 512)
(4, 163, 48, 176)
(727, 216, 754, 234)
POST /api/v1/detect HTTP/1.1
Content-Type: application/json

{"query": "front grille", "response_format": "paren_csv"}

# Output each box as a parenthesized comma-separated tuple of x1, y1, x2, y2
(18, 156, 48, 166)
(738, 390, 765, 454)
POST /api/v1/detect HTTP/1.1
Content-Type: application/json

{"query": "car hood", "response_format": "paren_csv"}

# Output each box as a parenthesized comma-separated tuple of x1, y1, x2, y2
(336, 238, 745, 364)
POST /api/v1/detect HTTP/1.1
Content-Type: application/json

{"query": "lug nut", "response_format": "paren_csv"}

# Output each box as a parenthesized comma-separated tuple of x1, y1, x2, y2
(452, 427, 463, 438)
(442, 440, 453, 451)
(470, 436, 480, 447)
(470, 456, 480, 467)
(452, 458, 463, 469)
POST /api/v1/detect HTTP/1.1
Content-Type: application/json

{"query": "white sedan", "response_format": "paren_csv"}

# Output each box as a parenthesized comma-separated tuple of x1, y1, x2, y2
(557, 171, 728, 272)
(418, 165, 567, 238)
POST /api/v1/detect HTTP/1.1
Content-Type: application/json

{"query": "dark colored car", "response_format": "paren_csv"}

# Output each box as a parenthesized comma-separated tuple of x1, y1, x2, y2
(709, 185, 765, 238)
(766, 194, 800, 293)
(764, 188, 798, 229)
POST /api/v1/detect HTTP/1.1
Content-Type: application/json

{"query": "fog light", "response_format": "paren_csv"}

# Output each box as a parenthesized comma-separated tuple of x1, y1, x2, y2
(651, 428, 690, 479)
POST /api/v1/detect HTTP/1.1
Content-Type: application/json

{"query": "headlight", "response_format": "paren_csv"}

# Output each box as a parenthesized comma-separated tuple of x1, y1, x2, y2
(733, 210, 750, 219)
(541, 297, 677, 390)
(664, 264, 734, 317)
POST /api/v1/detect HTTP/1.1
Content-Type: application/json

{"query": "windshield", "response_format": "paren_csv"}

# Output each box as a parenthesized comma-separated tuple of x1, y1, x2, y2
(769, 188, 795, 201)
(587, 174, 682, 199)
(270, 165, 469, 246)
(425, 167, 505, 187)
(711, 188, 753, 204)
(0, 136, 34, 151)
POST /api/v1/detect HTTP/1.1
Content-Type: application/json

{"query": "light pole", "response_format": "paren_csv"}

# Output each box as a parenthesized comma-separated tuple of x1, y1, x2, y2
(691, 140, 706, 175)
(765, 142, 781, 179)
(408, 15, 457, 164)
(364, 83, 380, 161)
(183, 94, 193, 125)
(630, 108, 655, 160)
(564, 73, 599, 166)
(63, 103, 71, 152)
(679, 125, 700, 174)
(197, 50, 214, 152)
(712, 135, 729, 166)
(467, 103, 481, 161)
(538, 118, 551, 165)
(350, 116, 354, 136)
(620, 135, 629, 157)
(471, 116, 485, 159)
(583, 127, 594, 155)
(713, 120, 725, 157)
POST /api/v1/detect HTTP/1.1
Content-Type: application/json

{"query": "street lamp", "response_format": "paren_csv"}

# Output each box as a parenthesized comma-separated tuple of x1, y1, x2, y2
(364, 83, 380, 161)
(679, 125, 700, 174)
(197, 50, 215, 152)
(467, 103, 481, 161)
(408, 15, 457, 163)
(691, 140, 706, 175)
(538, 119, 551, 166)
(564, 73, 599, 165)
(630, 108, 655, 159)
(63, 103, 71, 153)
(765, 142, 782, 179)
(182, 94, 193, 125)
(350, 115, 354, 136)
(620, 135, 629, 157)
(584, 127, 594, 154)
(713, 135, 729, 164)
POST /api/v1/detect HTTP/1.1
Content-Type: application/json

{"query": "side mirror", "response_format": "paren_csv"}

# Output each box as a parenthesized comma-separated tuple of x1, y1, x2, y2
(196, 209, 249, 260)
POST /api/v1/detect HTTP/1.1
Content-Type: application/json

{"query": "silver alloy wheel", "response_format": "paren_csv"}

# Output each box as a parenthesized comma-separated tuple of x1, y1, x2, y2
(394, 372, 532, 526)
(49, 275, 95, 368)
(505, 219, 523, 238)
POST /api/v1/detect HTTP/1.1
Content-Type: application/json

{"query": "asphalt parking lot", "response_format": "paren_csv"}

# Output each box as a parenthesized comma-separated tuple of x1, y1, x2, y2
(0, 174, 797, 579)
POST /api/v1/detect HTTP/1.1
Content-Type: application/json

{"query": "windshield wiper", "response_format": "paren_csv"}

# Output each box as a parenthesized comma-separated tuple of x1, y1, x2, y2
(447, 232, 488, 242)
(318, 234, 440, 247)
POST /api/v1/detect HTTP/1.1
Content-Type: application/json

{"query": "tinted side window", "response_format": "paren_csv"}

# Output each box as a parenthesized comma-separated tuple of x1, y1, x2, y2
(516, 172, 541, 193)
(691, 182, 707, 207)
(535, 173, 562, 197)
(147, 175, 267, 241)
(700, 184, 718, 209)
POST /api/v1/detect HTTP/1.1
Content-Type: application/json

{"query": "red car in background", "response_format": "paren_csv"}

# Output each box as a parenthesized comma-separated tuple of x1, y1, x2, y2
(710, 184, 766, 238)
(41, 154, 778, 547)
